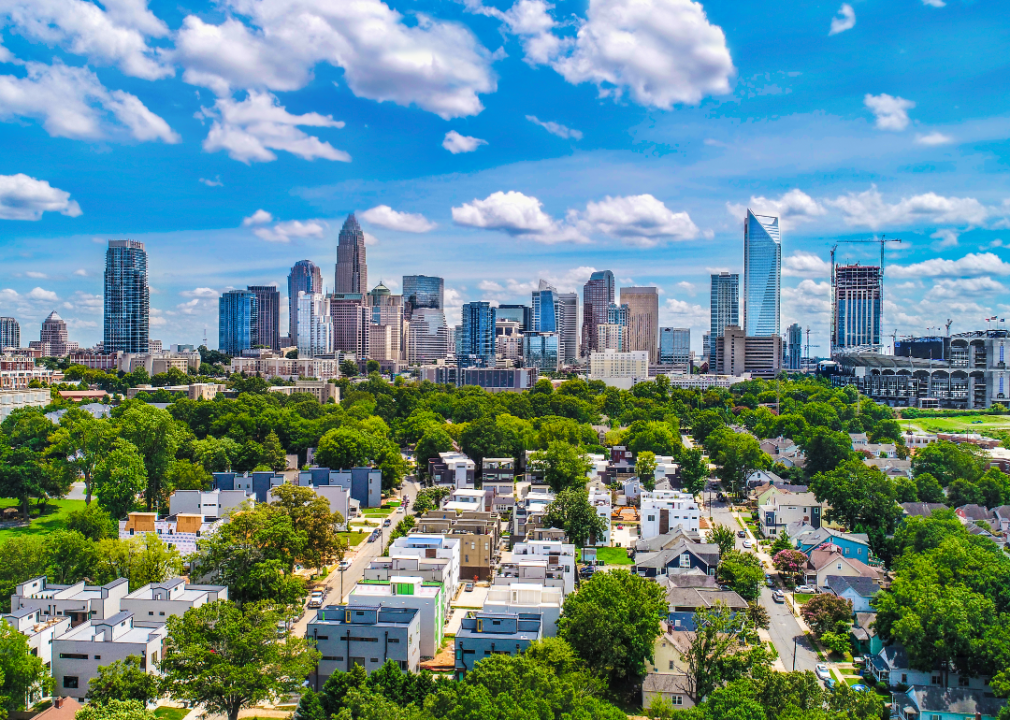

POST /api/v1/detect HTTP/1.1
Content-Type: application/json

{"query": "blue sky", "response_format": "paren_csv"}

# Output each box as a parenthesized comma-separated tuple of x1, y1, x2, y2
(2, 0, 1010, 353)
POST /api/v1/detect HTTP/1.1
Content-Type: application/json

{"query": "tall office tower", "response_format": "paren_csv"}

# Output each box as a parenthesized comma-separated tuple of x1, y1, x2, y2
(335, 213, 367, 294)
(620, 287, 659, 363)
(459, 301, 496, 368)
(402, 275, 443, 317)
(659, 327, 691, 365)
(30, 311, 79, 356)
(582, 270, 615, 356)
(219, 290, 259, 356)
(597, 323, 624, 351)
(288, 260, 323, 348)
(403, 275, 448, 364)
(832, 265, 882, 350)
(247, 285, 280, 351)
(702, 331, 711, 365)
(710, 272, 740, 364)
(608, 302, 629, 326)
(104, 239, 149, 353)
(330, 293, 370, 358)
(523, 331, 559, 372)
(497, 304, 531, 332)
(531, 280, 557, 333)
(743, 209, 782, 337)
(556, 291, 579, 364)
(496, 320, 522, 361)
(0, 317, 20, 349)
(297, 293, 333, 357)
(368, 282, 403, 361)
(786, 323, 803, 370)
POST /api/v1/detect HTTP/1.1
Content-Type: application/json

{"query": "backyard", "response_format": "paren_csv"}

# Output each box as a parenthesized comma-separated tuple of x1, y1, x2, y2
(0, 498, 87, 542)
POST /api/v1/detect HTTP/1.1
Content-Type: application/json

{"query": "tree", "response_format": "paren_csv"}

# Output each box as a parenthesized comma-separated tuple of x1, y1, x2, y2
(93, 439, 148, 520)
(529, 442, 592, 494)
(192, 436, 241, 472)
(340, 359, 359, 377)
(411, 487, 451, 514)
(0, 617, 51, 713)
(770, 532, 793, 555)
(636, 451, 657, 491)
(915, 472, 946, 504)
(799, 427, 854, 477)
(895, 475, 919, 503)
(46, 408, 116, 505)
(160, 601, 320, 720)
(117, 404, 184, 511)
(912, 440, 989, 487)
(625, 420, 681, 457)
(75, 700, 152, 720)
(543, 488, 608, 548)
(366, 360, 380, 374)
(414, 428, 453, 479)
(820, 630, 851, 656)
(65, 503, 117, 540)
(45, 530, 100, 584)
(691, 410, 726, 445)
(717, 550, 763, 601)
(126, 533, 184, 590)
(706, 429, 769, 497)
(680, 604, 771, 704)
(315, 427, 369, 469)
(87, 655, 160, 704)
(558, 569, 668, 689)
(267, 484, 346, 572)
(0, 408, 58, 518)
(801, 594, 853, 636)
(165, 459, 212, 492)
(772, 550, 807, 586)
(679, 447, 709, 496)
(261, 431, 287, 472)
(0, 536, 48, 613)
(710, 525, 736, 558)
(746, 601, 770, 630)
(809, 459, 902, 534)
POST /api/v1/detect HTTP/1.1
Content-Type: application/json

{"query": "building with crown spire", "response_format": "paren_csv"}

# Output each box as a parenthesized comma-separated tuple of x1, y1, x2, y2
(335, 213, 367, 294)
(29, 311, 79, 357)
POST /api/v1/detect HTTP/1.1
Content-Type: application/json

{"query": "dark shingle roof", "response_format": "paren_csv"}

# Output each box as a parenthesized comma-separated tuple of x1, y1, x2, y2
(825, 574, 880, 598)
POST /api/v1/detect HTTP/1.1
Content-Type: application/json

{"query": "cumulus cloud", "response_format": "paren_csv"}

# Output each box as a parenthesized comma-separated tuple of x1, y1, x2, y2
(915, 131, 953, 146)
(864, 93, 915, 131)
(173, 0, 497, 119)
(452, 190, 587, 243)
(65, 290, 102, 311)
(73, 268, 88, 276)
(242, 209, 273, 226)
(931, 229, 960, 248)
(0, 61, 179, 142)
(180, 287, 220, 298)
(829, 3, 855, 35)
(782, 279, 831, 319)
(0, 173, 82, 220)
(577, 194, 700, 246)
(926, 277, 1005, 301)
(24, 271, 47, 279)
(664, 298, 709, 326)
(526, 115, 582, 140)
(783, 251, 830, 278)
(827, 185, 988, 229)
(889, 252, 1010, 279)
(199, 91, 350, 163)
(467, 0, 561, 65)
(360, 205, 436, 233)
(254, 219, 327, 243)
(677, 281, 696, 295)
(28, 287, 58, 302)
(921, 0, 945, 6)
(442, 130, 487, 154)
(727, 189, 826, 230)
(200, 176, 224, 187)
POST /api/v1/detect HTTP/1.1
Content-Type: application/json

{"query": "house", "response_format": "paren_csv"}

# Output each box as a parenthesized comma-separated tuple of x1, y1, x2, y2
(1, 608, 70, 678)
(640, 490, 700, 539)
(665, 587, 748, 631)
(120, 579, 227, 627)
(900, 502, 949, 519)
(270, 482, 356, 523)
(902, 431, 938, 449)
(633, 540, 720, 579)
(482, 480, 515, 514)
(386, 535, 461, 594)
(119, 513, 225, 555)
(642, 673, 693, 711)
(753, 483, 809, 508)
(411, 511, 500, 581)
(296, 467, 382, 509)
(850, 612, 882, 658)
(759, 436, 806, 468)
(483, 583, 563, 637)
(791, 526, 871, 565)
(306, 605, 420, 688)
(747, 469, 786, 488)
(805, 545, 881, 588)
(893, 686, 1006, 720)
(11, 577, 129, 627)
(168, 488, 253, 517)
(869, 645, 992, 690)
(864, 457, 912, 478)
(665, 569, 719, 589)
(759, 492, 822, 536)
(348, 577, 446, 659)
(643, 625, 694, 710)
(444, 488, 492, 513)
(635, 528, 705, 554)
(992, 505, 1010, 533)
(212, 470, 284, 502)
(454, 612, 542, 678)
(505, 540, 576, 595)
(588, 486, 612, 546)
(481, 457, 514, 484)
(513, 490, 555, 541)
(823, 575, 879, 614)
(956, 504, 993, 525)
(429, 452, 475, 489)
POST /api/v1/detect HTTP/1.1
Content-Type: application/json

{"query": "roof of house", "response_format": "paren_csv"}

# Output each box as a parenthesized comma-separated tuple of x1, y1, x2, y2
(34, 697, 83, 720)
(666, 569, 719, 589)
(904, 686, 1007, 717)
(770, 492, 821, 508)
(666, 587, 748, 610)
(634, 528, 703, 552)
(824, 574, 880, 598)
(901, 502, 949, 517)
(853, 612, 877, 637)
(808, 547, 880, 578)
(634, 541, 720, 570)
(793, 526, 869, 549)
(992, 505, 1010, 520)
(872, 644, 909, 672)
(957, 504, 992, 521)
(643, 672, 692, 695)
(864, 458, 911, 473)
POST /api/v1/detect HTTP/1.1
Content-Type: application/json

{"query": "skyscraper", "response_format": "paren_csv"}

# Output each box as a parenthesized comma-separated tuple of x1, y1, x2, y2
(368, 282, 404, 361)
(297, 293, 332, 358)
(582, 270, 615, 356)
(288, 260, 323, 347)
(30, 311, 78, 356)
(459, 301, 496, 368)
(0, 317, 19, 349)
(531, 281, 557, 333)
(556, 291, 579, 364)
(219, 290, 258, 355)
(335, 213, 367, 294)
(330, 294, 370, 358)
(743, 210, 782, 337)
(248, 285, 280, 351)
(402, 275, 443, 316)
(496, 304, 531, 331)
(659, 327, 691, 365)
(403, 275, 448, 364)
(832, 264, 882, 350)
(104, 239, 149, 353)
(710, 272, 740, 364)
(786, 323, 803, 370)
(619, 287, 659, 363)
(523, 332, 559, 372)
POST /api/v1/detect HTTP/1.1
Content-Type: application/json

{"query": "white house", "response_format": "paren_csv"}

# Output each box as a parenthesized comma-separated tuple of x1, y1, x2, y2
(11, 577, 129, 627)
(120, 579, 227, 627)
(1, 608, 70, 675)
(483, 583, 563, 637)
(587, 486, 612, 546)
(168, 489, 252, 517)
(641, 490, 700, 539)
(387, 535, 461, 594)
(758, 493, 823, 536)
(509, 540, 576, 595)
(348, 577, 446, 659)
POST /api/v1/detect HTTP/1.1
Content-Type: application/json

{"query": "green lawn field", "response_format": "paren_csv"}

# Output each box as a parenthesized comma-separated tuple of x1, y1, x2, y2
(596, 547, 634, 565)
(0, 498, 88, 542)
(908, 415, 1010, 435)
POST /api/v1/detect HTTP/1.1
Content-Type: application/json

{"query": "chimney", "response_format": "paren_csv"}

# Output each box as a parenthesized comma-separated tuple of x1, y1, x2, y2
(54, 697, 64, 709)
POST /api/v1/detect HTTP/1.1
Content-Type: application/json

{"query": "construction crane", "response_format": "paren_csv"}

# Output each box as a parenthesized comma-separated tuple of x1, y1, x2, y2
(829, 235, 903, 353)
(804, 327, 821, 371)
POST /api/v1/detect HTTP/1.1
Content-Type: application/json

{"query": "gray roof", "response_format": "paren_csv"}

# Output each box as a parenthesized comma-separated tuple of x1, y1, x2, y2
(825, 574, 879, 598)
(905, 686, 1007, 717)
(901, 502, 949, 517)
(666, 569, 718, 589)
(635, 529, 703, 552)
(666, 587, 748, 610)
(992, 505, 1010, 520)
(957, 504, 992, 521)
(874, 644, 909, 672)
(643, 672, 692, 694)
(635, 541, 720, 570)
(854, 612, 877, 637)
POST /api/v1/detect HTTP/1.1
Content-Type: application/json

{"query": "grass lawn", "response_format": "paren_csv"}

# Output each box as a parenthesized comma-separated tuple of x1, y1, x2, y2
(909, 415, 1010, 435)
(338, 532, 369, 547)
(0, 498, 88, 542)
(362, 508, 394, 517)
(794, 593, 815, 605)
(153, 708, 190, 720)
(596, 547, 634, 565)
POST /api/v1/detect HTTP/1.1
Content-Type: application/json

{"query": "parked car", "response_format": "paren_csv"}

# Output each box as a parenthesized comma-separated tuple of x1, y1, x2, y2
(815, 664, 831, 681)
(795, 585, 817, 594)
(307, 591, 324, 608)
(367, 530, 379, 543)
(742, 539, 753, 549)
(338, 559, 351, 571)
(464, 581, 474, 592)
(765, 574, 775, 588)
(772, 590, 785, 603)
(383, 518, 392, 527)
(579, 566, 596, 578)
(737, 530, 747, 538)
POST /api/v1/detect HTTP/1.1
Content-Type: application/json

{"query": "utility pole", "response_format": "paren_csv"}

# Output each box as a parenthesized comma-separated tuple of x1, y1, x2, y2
(793, 636, 798, 671)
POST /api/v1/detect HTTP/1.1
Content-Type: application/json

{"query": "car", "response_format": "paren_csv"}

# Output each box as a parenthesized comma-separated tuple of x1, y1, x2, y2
(367, 531, 378, 543)
(617, 524, 624, 530)
(276, 621, 289, 637)
(823, 678, 836, 690)
(737, 530, 747, 538)
(742, 540, 753, 548)
(717, 493, 726, 502)
(772, 590, 785, 603)
(579, 566, 596, 578)
(765, 575, 776, 588)
(338, 560, 351, 571)
(464, 581, 474, 591)
(815, 664, 831, 681)
(795, 585, 817, 594)
(382, 518, 392, 527)
(307, 591, 324, 608)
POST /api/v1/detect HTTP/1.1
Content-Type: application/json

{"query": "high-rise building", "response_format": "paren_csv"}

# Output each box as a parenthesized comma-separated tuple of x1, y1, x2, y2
(403, 275, 447, 364)
(597, 323, 624, 351)
(288, 260, 323, 348)
(335, 214, 367, 294)
(702, 331, 711, 365)
(786, 323, 803, 370)
(582, 270, 615, 356)
(298, 293, 332, 358)
(402, 275, 443, 316)
(523, 332, 558, 372)
(368, 282, 404, 362)
(619, 287, 659, 363)
(715, 325, 783, 379)
(248, 285, 280, 351)
(329, 293, 369, 358)
(556, 291, 579, 365)
(743, 210, 781, 337)
(459, 301, 496, 368)
(29, 311, 79, 356)
(660, 327, 691, 366)
(495, 320, 522, 362)
(0, 317, 20, 349)
(710, 272, 740, 364)
(496, 304, 531, 332)
(531, 281, 557, 333)
(832, 264, 882, 350)
(219, 290, 259, 355)
(104, 239, 149, 353)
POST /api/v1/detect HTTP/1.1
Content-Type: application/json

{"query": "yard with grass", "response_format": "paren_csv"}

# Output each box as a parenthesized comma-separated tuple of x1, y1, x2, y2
(794, 593, 815, 605)
(0, 498, 88, 542)
(908, 414, 1010, 436)
(337, 531, 369, 547)
(596, 547, 634, 565)
(362, 507, 394, 517)
(153, 707, 190, 720)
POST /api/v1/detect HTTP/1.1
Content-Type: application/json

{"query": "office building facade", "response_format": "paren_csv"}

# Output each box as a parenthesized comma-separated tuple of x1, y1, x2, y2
(556, 291, 578, 365)
(710, 272, 739, 364)
(582, 270, 615, 356)
(715, 325, 783, 379)
(743, 210, 781, 337)
(335, 214, 367, 294)
(248, 285, 280, 351)
(288, 260, 323, 348)
(659, 327, 691, 365)
(219, 290, 259, 355)
(368, 283, 404, 362)
(403, 275, 443, 316)
(329, 294, 369, 358)
(523, 332, 559, 372)
(496, 304, 531, 332)
(495, 320, 522, 361)
(833, 264, 882, 350)
(531, 281, 557, 333)
(786, 323, 803, 370)
(620, 287, 659, 363)
(297, 293, 332, 358)
(104, 240, 149, 353)
(0, 317, 19, 349)
(29, 311, 79, 356)
(459, 302, 496, 368)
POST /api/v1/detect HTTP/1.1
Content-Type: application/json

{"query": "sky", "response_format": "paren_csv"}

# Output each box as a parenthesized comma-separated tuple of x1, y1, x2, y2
(2, 0, 1010, 354)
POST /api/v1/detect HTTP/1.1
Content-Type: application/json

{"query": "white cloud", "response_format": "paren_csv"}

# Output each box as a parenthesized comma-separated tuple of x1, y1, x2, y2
(363, 231, 379, 246)
(827, 185, 988, 229)
(664, 298, 708, 326)
(468, 0, 561, 65)
(889, 252, 1010, 279)
(242, 209, 273, 226)
(0, 61, 179, 142)
(199, 91, 350, 163)
(24, 271, 47, 278)
(927, 277, 1004, 301)
(200, 176, 224, 187)
(526, 115, 582, 140)
(864, 93, 915, 131)
(783, 251, 830, 278)
(931, 229, 959, 248)
(28, 287, 58, 302)
(829, 3, 855, 35)
(0, 173, 82, 220)
(915, 131, 953, 146)
(726, 189, 826, 230)
(676, 281, 696, 295)
(73, 268, 88, 276)
(443, 130, 487, 154)
(548, 0, 735, 108)
(0, 0, 171, 80)
(173, 0, 496, 119)
(782, 279, 831, 320)
(65, 291, 102, 311)
(360, 205, 436, 233)
(452, 190, 587, 243)
(577, 194, 700, 246)
(478, 280, 504, 292)
(253, 219, 327, 243)
(921, 0, 945, 6)
(180, 287, 220, 298)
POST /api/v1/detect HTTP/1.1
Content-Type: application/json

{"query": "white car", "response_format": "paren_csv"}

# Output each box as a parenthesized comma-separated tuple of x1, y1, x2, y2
(795, 585, 817, 594)
(815, 664, 831, 681)
(307, 591, 324, 608)
(338, 559, 351, 571)
(742, 540, 753, 548)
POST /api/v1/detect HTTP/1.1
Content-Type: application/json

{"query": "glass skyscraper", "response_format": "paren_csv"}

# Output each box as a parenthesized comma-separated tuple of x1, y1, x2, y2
(659, 327, 691, 365)
(459, 301, 496, 368)
(743, 210, 781, 337)
(710, 272, 739, 363)
(288, 260, 323, 347)
(531, 281, 557, 333)
(786, 323, 803, 370)
(104, 239, 149, 353)
(403, 275, 444, 316)
(523, 332, 559, 372)
(496, 304, 531, 331)
(335, 213, 367, 294)
(219, 289, 259, 355)
(248, 285, 280, 351)
(0, 317, 19, 349)
(582, 270, 615, 356)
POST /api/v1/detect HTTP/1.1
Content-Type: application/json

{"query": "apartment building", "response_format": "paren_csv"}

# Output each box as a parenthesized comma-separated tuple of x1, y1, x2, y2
(307, 605, 420, 687)
(11, 577, 129, 627)
(297, 467, 382, 508)
(428, 452, 475, 489)
(119, 513, 225, 555)
(347, 577, 446, 659)
(641, 491, 701, 539)
(482, 457, 514, 484)
(412, 510, 500, 581)
(483, 583, 562, 637)
(512, 490, 555, 541)
(168, 488, 253, 517)
(387, 535, 461, 593)
(505, 540, 576, 595)
(212, 470, 285, 503)
(120, 579, 227, 627)
(1, 608, 70, 674)
(455, 612, 542, 678)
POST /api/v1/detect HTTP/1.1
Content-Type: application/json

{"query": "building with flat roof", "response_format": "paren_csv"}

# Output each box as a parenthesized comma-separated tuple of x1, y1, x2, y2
(589, 349, 649, 386)
(212, 470, 284, 502)
(307, 605, 420, 687)
(641, 491, 700, 539)
(833, 264, 882, 351)
(621, 287, 659, 363)
(0, 316, 19, 350)
(121, 579, 227, 627)
(715, 325, 783, 379)
(411, 510, 500, 581)
(119, 513, 225, 555)
(347, 577, 446, 659)
(296, 467, 381, 508)
(387, 535, 461, 593)
(11, 577, 129, 627)
(104, 240, 149, 354)
(588, 486, 612, 546)
(660, 327, 691, 366)
(483, 584, 562, 637)
(428, 451, 475, 489)
(454, 612, 542, 678)
(168, 488, 253, 517)
(288, 260, 324, 353)
(1, 608, 70, 677)
(507, 540, 576, 595)
(0, 387, 50, 421)
(582, 270, 615, 357)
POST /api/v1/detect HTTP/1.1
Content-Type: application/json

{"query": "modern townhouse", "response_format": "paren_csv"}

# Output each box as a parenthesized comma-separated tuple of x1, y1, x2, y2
(454, 612, 542, 678)
(306, 605, 420, 687)
(347, 577, 446, 659)
(11, 577, 129, 627)
(120, 579, 228, 627)
(482, 583, 563, 637)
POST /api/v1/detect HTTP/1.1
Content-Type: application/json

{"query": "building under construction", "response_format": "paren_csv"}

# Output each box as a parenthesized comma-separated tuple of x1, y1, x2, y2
(832, 264, 882, 351)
